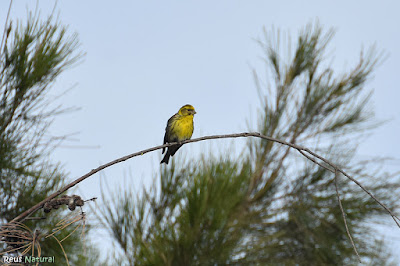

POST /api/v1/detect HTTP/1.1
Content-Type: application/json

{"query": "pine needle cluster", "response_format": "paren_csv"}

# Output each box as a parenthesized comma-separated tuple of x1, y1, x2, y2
(0, 12, 98, 265)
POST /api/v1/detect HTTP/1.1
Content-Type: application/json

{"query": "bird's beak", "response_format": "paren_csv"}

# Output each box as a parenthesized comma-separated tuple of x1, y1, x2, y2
(193, 110, 197, 114)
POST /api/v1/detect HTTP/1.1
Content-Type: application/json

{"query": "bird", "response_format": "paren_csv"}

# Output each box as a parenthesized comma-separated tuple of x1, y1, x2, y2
(161, 104, 196, 164)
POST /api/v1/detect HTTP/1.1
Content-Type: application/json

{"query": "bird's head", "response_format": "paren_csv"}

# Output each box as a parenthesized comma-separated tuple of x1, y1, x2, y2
(178, 104, 196, 116)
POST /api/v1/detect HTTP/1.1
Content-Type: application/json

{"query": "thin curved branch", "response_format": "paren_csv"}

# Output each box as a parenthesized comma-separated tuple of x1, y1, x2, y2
(334, 169, 361, 262)
(10, 132, 400, 231)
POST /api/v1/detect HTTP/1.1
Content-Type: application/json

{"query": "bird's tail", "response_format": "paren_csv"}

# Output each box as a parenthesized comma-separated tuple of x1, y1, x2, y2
(160, 152, 170, 164)
(160, 144, 183, 165)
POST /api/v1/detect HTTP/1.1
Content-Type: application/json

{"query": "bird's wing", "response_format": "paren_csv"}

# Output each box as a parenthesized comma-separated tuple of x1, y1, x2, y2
(162, 114, 176, 153)
(162, 131, 168, 154)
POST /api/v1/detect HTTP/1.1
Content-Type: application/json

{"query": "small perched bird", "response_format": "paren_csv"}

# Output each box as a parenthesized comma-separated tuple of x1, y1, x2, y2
(161, 104, 196, 164)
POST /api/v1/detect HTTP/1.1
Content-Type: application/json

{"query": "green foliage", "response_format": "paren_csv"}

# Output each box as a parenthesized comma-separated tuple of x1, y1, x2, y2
(101, 160, 250, 265)
(102, 23, 399, 265)
(0, 12, 97, 265)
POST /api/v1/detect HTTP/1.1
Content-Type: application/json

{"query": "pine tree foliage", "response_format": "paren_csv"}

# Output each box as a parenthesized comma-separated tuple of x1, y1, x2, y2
(0, 13, 98, 265)
(102, 23, 399, 265)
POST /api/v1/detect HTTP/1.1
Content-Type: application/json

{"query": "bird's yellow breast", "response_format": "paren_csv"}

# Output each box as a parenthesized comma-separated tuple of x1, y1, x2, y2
(171, 114, 194, 141)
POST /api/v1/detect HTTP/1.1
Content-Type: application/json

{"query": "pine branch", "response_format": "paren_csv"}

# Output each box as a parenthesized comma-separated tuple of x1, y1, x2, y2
(9, 132, 400, 249)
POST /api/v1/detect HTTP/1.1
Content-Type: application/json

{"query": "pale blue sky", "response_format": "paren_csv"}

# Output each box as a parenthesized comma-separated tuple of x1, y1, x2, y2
(2, 0, 400, 261)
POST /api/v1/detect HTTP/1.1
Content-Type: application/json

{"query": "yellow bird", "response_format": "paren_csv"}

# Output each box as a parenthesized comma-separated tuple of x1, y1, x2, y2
(161, 104, 196, 164)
